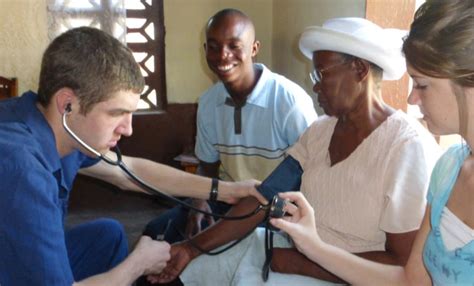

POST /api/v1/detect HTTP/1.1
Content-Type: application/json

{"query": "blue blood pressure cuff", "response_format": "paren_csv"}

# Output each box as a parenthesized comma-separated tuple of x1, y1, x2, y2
(257, 155, 303, 202)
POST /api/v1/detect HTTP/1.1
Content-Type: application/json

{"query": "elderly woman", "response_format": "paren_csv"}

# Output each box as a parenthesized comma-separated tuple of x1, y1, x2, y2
(272, 1, 474, 285)
(150, 18, 440, 286)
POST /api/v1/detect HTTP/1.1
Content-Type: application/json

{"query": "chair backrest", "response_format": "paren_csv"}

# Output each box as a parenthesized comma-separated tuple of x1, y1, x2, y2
(0, 76, 18, 100)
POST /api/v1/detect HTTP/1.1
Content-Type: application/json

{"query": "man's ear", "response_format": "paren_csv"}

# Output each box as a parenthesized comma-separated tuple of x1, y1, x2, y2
(54, 88, 77, 115)
(353, 58, 370, 82)
(251, 40, 260, 58)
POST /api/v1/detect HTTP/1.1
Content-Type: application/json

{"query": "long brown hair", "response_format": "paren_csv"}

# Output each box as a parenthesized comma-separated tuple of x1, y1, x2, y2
(403, 0, 474, 136)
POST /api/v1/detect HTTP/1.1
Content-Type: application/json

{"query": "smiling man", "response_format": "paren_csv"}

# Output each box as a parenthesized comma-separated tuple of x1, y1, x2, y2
(143, 9, 317, 244)
(149, 17, 442, 286)
(0, 27, 264, 286)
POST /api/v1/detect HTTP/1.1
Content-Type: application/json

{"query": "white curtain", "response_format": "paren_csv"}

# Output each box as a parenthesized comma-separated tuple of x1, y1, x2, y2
(47, 0, 126, 43)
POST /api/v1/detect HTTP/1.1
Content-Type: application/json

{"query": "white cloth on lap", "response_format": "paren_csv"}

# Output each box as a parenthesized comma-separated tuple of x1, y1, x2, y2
(181, 228, 340, 286)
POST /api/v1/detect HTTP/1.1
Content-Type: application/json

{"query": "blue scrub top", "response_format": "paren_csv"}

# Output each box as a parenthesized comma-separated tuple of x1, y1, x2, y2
(0, 92, 99, 285)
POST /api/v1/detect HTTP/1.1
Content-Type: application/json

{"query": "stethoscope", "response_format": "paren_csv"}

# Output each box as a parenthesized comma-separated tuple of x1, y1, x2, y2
(62, 104, 286, 221)
(62, 103, 287, 276)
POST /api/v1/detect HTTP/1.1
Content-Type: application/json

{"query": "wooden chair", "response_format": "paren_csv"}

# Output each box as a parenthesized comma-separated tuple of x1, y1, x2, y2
(0, 76, 18, 100)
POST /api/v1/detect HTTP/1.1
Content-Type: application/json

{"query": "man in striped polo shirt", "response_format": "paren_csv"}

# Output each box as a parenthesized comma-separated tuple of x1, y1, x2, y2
(142, 8, 316, 244)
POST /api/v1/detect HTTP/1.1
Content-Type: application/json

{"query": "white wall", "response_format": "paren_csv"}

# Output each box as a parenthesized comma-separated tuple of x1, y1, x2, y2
(165, 0, 367, 105)
(0, 0, 367, 106)
(0, 0, 274, 103)
(0, 0, 48, 94)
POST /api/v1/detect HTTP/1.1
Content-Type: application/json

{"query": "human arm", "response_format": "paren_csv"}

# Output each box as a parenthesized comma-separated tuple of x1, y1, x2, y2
(271, 147, 419, 281)
(150, 156, 305, 283)
(78, 154, 266, 204)
(182, 89, 224, 233)
(73, 236, 171, 286)
(0, 161, 170, 285)
(271, 248, 346, 282)
(0, 164, 78, 285)
(271, 192, 433, 286)
(184, 160, 220, 236)
(149, 195, 266, 283)
(270, 229, 417, 283)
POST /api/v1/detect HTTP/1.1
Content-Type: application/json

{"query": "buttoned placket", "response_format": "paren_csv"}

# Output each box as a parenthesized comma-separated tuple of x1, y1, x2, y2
(225, 97, 246, 135)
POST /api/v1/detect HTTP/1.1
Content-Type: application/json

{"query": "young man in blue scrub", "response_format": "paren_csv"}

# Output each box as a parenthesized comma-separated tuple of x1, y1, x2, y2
(143, 9, 317, 243)
(0, 27, 264, 286)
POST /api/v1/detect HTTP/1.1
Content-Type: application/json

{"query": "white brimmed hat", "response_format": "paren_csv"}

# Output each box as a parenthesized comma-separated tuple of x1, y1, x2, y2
(299, 17, 407, 80)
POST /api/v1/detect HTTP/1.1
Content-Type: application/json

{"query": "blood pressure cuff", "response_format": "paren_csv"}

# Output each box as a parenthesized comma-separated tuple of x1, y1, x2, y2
(257, 155, 303, 202)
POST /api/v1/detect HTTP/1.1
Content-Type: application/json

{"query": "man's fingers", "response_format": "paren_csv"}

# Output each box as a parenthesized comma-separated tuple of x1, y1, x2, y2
(147, 275, 159, 284)
(184, 221, 195, 237)
(251, 187, 268, 205)
(193, 220, 202, 234)
(206, 215, 215, 226)
(149, 267, 178, 284)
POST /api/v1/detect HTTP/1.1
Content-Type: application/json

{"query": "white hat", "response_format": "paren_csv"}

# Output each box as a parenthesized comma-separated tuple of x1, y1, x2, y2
(299, 17, 407, 80)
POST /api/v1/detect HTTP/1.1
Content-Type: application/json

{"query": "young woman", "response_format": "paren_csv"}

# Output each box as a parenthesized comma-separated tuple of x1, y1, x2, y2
(271, 1, 474, 285)
(150, 15, 441, 286)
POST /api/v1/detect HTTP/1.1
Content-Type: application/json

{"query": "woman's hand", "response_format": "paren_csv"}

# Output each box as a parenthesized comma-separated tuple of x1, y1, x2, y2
(270, 192, 322, 255)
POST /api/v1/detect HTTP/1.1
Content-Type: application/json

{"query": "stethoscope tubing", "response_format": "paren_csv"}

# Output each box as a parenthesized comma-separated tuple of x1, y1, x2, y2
(62, 110, 268, 220)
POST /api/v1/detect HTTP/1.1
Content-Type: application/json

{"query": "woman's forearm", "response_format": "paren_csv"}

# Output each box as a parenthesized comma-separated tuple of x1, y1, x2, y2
(305, 240, 407, 286)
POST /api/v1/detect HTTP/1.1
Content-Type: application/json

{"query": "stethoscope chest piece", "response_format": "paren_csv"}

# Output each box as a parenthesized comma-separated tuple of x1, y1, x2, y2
(268, 195, 287, 218)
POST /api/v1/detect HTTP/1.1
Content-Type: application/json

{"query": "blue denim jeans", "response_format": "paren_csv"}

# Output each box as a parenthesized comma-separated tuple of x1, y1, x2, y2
(66, 218, 128, 280)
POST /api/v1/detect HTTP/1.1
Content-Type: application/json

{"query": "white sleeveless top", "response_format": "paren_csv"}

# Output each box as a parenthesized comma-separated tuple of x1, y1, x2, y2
(440, 207, 474, 251)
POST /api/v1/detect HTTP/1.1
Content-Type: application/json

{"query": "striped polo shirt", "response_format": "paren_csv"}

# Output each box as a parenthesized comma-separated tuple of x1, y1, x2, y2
(195, 63, 317, 181)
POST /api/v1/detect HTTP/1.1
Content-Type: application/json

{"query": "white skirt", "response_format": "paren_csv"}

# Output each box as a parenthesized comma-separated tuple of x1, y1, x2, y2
(180, 227, 342, 286)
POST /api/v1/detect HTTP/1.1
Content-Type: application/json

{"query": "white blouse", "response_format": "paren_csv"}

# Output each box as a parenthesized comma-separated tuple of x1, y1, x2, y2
(288, 112, 441, 253)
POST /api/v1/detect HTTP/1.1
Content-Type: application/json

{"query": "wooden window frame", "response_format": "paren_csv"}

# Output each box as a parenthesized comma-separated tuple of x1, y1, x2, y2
(126, 0, 167, 112)
(48, 0, 167, 112)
